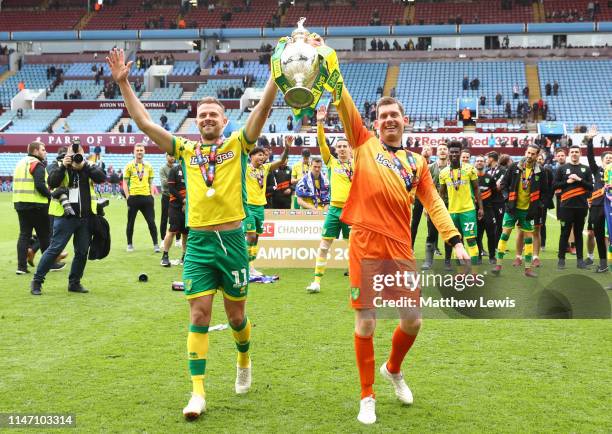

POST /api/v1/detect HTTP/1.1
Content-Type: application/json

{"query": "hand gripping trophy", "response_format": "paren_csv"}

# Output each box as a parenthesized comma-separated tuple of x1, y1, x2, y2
(271, 17, 343, 118)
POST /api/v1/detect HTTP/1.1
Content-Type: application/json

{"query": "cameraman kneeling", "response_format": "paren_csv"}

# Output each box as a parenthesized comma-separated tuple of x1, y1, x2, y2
(30, 143, 106, 295)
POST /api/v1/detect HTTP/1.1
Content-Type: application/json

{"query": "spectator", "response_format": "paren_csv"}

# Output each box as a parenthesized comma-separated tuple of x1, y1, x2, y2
(461, 107, 471, 123)
(390, 87, 396, 98)
(407, 39, 414, 50)
(513, 83, 519, 99)
(287, 116, 293, 132)
(553, 81, 559, 95)
(268, 122, 276, 133)
(496, 92, 503, 106)
(522, 86, 529, 99)
(505, 101, 512, 119)
(462, 76, 469, 90)
(18, 81, 25, 91)
(545, 81, 552, 96)
(383, 40, 390, 51)
(370, 39, 377, 51)
(480, 95, 486, 106)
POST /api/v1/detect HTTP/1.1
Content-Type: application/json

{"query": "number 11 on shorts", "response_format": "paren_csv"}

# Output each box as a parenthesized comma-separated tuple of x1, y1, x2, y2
(232, 269, 248, 287)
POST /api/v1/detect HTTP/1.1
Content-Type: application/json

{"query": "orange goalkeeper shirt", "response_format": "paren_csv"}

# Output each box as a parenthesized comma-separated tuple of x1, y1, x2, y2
(337, 89, 460, 249)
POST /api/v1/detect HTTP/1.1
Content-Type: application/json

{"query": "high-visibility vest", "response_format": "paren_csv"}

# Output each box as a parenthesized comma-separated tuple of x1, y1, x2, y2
(49, 171, 96, 217)
(12, 156, 48, 204)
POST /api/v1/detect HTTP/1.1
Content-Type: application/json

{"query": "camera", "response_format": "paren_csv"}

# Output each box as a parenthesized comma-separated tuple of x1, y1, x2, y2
(96, 197, 109, 216)
(71, 139, 83, 164)
(50, 187, 75, 216)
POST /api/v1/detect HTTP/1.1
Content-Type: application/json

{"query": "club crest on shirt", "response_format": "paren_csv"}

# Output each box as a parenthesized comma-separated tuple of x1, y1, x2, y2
(189, 151, 235, 166)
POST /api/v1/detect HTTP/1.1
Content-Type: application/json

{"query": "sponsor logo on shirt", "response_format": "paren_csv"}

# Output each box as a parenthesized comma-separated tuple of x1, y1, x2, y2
(375, 153, 400, 174)
(189, 151, 235, 166)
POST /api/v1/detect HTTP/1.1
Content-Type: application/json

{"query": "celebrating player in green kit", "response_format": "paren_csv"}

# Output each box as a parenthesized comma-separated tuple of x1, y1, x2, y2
(306, 105, 353, 293)
(108, 48, 278, 420)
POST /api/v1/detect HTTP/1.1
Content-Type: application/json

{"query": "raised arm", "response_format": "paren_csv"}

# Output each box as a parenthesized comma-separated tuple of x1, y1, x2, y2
(270, 136, 291, 171)
(107, 48, 173, 154)
(316, 106, 332, 164)
(336, 87, 372, 149)
(244, 77, 277, 144)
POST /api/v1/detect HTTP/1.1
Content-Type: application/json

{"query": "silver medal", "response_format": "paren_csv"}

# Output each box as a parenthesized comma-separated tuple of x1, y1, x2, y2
(206, 188, 216, 197)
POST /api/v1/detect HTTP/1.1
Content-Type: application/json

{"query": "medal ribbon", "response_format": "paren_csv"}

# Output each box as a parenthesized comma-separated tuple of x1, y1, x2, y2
(252, 164, 264, 189)
(135, 162, 144, 182)
(339, 160, 353, 182)
(384, 144, 418, 192)
(450, 166, 462, 191)
(521, 165, 533, 190)
(194, 141, 220, 189)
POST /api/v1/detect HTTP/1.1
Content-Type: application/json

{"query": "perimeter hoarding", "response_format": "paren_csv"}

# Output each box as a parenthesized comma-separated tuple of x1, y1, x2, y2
(1, 132, 610, 149)
(255, 209, 348, 268)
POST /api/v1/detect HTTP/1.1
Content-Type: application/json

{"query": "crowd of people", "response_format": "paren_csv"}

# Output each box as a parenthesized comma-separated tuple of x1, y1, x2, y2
(9, 41, 611, 428)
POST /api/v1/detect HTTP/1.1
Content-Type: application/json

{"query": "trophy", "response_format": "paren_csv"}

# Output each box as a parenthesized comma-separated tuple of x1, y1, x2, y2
(272, 18, 320, 109)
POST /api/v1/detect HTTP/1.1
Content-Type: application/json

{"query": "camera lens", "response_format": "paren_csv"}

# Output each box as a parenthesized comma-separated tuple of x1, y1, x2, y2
(72, 153, 83, 164)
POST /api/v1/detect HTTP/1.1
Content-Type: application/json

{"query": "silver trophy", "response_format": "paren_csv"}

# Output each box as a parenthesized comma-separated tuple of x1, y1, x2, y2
(278, 17, 320, 108)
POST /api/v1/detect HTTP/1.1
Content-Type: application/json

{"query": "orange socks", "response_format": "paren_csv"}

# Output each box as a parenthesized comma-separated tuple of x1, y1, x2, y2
(386, 326, 417, 374)
(354, 333, 375, 399)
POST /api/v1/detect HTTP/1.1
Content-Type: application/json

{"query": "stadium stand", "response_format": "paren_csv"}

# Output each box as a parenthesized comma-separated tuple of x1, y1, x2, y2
(283, 0, 406, 26)
(183, 0, 280, 29)
(0, 109, 61, 133)
(1, 0, 43, 7)
(537, 60, 612, 132)
(61, 109, 122, 133)
(342, 63, 388, 116)
(414, 0, 533, 24)
(47, 80, 103, 100)
(171, 61, 199, 76)
(396, 61, 527, 121)
(84, 2, 180, 30)
(192, 79, 244, 100)
(543, 0, 612, 22)
(213, 61, 269, 87)
(65, 63, 108, 77)
(144, 84, 184, 100)
(0, 64, 70, 108)
(128, 108, 189, 133)
(0, 10, 84, 31)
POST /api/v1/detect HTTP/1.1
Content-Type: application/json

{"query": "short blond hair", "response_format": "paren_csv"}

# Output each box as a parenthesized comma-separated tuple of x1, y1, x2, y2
(197, 96, 225, 112)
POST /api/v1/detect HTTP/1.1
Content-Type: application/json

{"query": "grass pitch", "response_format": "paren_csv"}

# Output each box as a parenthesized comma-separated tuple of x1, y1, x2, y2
(0, 194, 610, 432)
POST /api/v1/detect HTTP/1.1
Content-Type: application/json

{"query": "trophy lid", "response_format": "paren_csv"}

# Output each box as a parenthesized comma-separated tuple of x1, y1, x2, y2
(291, 17, 310, 39)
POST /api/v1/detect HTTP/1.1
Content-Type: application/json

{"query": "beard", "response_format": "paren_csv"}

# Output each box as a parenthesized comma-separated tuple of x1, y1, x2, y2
(200, 126, 220, 142)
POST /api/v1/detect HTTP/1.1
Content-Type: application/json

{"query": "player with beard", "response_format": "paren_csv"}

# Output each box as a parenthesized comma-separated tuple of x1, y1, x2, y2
(439, 142, 483, 266)
(108, 47, 277, 420)
(492, 144, 546, 277)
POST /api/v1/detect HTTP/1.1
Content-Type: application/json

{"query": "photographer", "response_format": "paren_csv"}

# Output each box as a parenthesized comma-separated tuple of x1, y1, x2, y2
(13, 141, 51, 275)
(30, 141, 106, 295)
